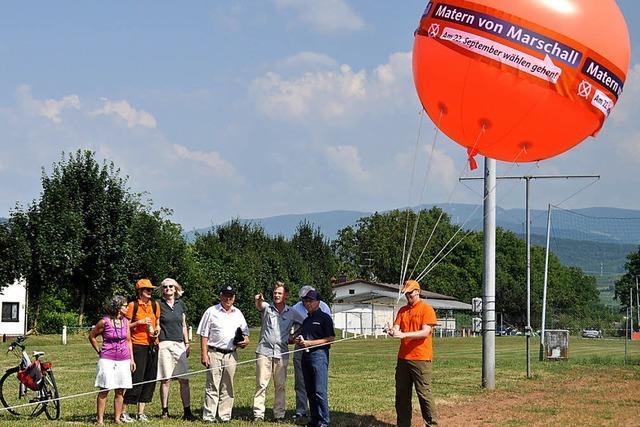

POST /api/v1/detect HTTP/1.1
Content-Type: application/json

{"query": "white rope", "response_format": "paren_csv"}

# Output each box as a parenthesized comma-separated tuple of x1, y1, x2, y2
(415, 147, 533, 281)
(399, 111, 424, 290)
(407, 125, 487, 284)
(399, 110, 443, 299)
(0, 335, 362, 414)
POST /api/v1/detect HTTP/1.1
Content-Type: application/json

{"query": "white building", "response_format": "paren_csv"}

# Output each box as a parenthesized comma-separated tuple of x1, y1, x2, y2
(331, 279, 472, 336)
(0, 278, 27, 336)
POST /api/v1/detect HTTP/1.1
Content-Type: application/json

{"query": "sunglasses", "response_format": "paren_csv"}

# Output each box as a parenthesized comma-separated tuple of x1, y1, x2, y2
(162, 285, 174, 289)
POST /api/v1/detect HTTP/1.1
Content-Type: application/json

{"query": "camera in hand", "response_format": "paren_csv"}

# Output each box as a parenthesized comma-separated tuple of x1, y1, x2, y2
(232, 327, 244, 345)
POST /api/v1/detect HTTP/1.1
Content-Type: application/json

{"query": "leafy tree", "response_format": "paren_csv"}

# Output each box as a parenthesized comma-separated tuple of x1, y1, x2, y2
(4, 150, 193, 328)
(614, 247, 640, 307)
(291, 221, 336, 301)
(13, 150, 137, 326)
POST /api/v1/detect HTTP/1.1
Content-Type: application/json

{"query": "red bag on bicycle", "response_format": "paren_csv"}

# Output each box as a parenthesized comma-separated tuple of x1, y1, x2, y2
(17, 360, 43, 391)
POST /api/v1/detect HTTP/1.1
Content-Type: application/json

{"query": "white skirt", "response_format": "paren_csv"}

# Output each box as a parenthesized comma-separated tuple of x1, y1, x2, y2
(157, 340, 189, 380)
(95, 358, 133, 390)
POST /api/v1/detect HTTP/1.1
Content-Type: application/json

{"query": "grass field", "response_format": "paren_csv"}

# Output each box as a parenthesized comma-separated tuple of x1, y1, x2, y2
(0, 332, 638, 426)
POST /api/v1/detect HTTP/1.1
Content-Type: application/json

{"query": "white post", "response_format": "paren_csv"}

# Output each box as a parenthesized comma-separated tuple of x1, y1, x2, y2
(540, 204, 552, 361)
(188, 326, 193, 341)
(62, 325, 67, 345)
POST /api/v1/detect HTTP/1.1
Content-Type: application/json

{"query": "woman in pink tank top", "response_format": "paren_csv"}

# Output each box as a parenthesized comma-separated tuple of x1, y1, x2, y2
(89, 295, 136, 425)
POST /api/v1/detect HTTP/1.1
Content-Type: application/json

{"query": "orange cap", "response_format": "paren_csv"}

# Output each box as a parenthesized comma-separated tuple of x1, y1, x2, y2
(135, 278, 156, 290)
(401, 279, 421, 294)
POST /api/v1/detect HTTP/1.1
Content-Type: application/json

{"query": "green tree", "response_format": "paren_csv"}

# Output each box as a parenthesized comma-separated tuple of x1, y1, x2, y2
(5, 150, 193, 329)
(291, 221, 336, 301)
(16, 150, 136, 326)
(614, 247, 640, 307)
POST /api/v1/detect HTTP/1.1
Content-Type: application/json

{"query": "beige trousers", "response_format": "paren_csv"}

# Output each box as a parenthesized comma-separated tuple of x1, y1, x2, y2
(202, 349, 237, 422)
(252, 354, 289, 419)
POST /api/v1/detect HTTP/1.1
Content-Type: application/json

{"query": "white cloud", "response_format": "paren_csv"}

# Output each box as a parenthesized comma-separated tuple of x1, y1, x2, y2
(279, 51, 338, 70)
(251, 51, 413, 122)
(325, 145, 370, 184)
(172, 144, 235, 178)
(90, 99, 157, 129)
(16, 84, 80, 123)
(273, 0, 364, 33)
(395, 145, 459, 199)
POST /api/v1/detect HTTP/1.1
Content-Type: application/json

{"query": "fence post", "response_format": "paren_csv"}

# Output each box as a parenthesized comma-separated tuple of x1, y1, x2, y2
(188, 326, 193, 341)
(62, 325, 67, 345)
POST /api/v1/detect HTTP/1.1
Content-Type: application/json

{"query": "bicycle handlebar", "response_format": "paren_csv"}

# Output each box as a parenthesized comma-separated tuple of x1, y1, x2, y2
(7, 335, 26, 353)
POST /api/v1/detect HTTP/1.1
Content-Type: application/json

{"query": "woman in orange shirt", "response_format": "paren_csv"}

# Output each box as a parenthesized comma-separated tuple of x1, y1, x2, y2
(121, 279, 160, 423)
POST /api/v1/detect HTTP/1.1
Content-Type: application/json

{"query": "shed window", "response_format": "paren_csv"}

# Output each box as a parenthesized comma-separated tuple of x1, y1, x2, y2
(1, 302, 19, 322)
(349, 289, 355, 295)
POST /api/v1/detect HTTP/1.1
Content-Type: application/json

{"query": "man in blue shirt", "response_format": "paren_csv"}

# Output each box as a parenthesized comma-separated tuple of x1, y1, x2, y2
(295, 289, 334, 427)
(291, 286, 331, 422)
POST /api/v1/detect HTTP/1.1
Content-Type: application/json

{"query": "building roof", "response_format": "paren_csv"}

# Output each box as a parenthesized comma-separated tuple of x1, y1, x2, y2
(332, 279, 472, 311)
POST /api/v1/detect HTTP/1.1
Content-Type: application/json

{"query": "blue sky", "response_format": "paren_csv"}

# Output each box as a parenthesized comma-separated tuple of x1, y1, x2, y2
(1, 1, 639, 231)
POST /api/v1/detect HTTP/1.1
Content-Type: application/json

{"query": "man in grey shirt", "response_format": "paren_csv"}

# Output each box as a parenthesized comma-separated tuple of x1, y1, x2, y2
(252, 281, 297, 422)
(291, 285, 331, 423)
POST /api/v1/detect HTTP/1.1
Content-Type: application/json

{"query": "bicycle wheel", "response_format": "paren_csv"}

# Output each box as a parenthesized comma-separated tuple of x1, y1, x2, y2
(0, 366, 44, 418)
(42, 369, 60, 420)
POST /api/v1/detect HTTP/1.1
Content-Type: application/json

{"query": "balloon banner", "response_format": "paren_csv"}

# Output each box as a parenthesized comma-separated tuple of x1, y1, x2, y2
(413, 0, 630, 163)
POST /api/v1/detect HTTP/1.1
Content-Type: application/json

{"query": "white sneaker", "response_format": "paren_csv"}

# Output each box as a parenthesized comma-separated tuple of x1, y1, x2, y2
(137, 413, 150, 422)
(120, 413, 135, 423)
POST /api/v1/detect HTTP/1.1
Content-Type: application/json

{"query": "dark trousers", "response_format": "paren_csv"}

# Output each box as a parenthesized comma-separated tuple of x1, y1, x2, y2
(124, 344, 158, 405)
(302, 350, 330, 427)
(395, 359, 437, 427)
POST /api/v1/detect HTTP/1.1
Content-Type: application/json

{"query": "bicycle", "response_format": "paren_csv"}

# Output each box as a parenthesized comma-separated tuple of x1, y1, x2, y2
(0, 336, 60, 419)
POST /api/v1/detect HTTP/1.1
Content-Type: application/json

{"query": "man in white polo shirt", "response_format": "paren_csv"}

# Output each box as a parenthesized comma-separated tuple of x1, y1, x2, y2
(197, 285, 250, 423)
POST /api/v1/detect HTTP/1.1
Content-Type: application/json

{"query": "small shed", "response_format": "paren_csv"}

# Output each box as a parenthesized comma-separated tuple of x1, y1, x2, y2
(331, 279, 471, 335)
(0, 278, 27, 337)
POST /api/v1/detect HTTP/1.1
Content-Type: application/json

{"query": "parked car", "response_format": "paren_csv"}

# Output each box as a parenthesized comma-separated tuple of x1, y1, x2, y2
(496, 326, 519, 336)
(581, 328, 603, 339)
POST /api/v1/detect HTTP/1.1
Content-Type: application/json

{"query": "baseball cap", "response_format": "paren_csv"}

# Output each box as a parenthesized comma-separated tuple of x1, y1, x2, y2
(401, 279, 421, 294)
(220, 284, 236, 295)
(302, 289, 320, 301)
(135, 279, 156, 290)
(299, 285, 315, 299)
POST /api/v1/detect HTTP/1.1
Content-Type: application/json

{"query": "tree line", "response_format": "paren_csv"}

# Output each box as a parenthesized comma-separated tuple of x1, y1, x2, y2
(0, 150, 624, 332)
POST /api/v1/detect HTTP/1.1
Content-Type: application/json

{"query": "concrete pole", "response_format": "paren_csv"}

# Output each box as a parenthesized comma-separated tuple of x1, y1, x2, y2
(540, 204, 552, 361)
(525, 177, 532, 379)
(482, 157, 496, 390)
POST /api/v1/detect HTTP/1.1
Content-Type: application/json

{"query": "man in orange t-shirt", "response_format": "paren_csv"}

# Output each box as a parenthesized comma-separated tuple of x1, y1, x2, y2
(386, 279, 438, 427)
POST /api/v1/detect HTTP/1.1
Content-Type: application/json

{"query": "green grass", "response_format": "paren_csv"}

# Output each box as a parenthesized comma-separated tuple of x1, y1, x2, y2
(0, 332, 638, 426)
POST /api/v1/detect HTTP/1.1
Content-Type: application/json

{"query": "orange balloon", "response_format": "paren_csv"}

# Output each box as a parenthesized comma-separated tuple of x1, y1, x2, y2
(413, 0, 630, 163)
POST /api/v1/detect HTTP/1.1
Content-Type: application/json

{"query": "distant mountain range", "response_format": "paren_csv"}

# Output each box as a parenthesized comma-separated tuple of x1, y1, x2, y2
(186, 204, 640, 244)
(185, 204, 640, 280)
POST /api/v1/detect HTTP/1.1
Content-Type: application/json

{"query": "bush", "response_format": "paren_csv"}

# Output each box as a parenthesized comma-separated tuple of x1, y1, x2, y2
(38, 310, 79, 333)
(35, 289, 80, 333)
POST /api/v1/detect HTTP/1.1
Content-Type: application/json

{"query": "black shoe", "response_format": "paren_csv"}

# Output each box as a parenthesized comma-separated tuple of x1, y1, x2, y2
(182, 412, 197, 421)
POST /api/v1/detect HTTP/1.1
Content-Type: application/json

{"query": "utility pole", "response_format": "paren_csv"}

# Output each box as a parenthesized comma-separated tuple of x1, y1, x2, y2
(636, 275, 640, 325)
(482, 157, 496, 390)
(460, 174, 599, 379)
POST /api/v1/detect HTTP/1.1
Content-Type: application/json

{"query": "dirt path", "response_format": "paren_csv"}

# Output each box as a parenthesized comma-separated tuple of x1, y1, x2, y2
(377, 366, 640, 426)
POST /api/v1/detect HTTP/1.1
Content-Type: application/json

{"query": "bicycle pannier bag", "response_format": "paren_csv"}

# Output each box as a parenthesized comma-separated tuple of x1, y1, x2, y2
(17, 360, 43, 391)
